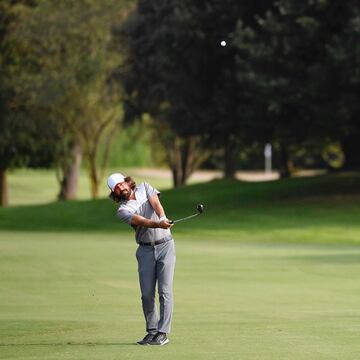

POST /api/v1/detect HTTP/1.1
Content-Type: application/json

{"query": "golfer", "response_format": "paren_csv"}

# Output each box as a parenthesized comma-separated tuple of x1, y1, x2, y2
(107, 173, 175, 346)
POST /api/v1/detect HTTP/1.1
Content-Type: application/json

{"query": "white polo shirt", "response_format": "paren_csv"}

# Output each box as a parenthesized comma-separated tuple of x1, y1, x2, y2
(117, 182, 172, 244)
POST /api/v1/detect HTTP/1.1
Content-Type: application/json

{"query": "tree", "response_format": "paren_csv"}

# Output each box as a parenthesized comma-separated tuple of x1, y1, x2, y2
(118, 0, 207, 187)
(0, 0, 54, 206)
(10, 0, 131, 199)
(233, 0, 360, 176)
(119, 0, 274, 184)
(234, 1, 319, 176)
(320, 1, 360, 169)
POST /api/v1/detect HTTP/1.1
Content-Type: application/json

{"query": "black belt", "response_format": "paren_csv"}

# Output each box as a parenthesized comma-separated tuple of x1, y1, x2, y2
(138, 237, 172, 246)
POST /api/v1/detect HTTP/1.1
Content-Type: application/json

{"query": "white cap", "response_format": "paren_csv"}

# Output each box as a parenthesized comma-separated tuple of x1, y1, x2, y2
(107, 173, 125, 191)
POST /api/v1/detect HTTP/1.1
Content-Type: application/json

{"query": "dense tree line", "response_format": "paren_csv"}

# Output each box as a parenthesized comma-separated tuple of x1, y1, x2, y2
(120, 0, 359, 185)
(0, 0, 359, 205)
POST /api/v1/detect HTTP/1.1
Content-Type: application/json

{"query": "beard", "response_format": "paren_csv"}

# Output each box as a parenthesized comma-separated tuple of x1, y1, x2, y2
(119, 189, 131, 201)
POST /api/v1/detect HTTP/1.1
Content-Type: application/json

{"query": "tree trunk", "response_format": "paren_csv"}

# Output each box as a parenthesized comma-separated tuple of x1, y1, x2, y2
(224, 135, 238, 179)
(181, 136, 196, 184)
(168, 135, 208, 188)
(58, 142, 82, 200)
(99, 125, 118, 181)
(83, 113, 118, 199)
(278, 142, 292, 179)
(89, 154, 99, 199)
(0, 168, 8, 207)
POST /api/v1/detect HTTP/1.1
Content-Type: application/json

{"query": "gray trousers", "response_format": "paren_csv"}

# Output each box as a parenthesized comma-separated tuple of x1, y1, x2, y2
(136, 239, 176, 334)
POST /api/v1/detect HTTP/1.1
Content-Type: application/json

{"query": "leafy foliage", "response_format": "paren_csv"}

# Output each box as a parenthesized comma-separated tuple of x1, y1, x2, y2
(5, 0, 134, 198)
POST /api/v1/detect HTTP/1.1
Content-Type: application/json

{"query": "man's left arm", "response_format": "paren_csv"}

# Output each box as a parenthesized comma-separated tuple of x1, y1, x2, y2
(148, 194, 168, 222)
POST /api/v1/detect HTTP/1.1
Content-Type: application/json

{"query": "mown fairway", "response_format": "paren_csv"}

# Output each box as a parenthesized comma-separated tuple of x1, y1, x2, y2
(1, 173, 360, 359)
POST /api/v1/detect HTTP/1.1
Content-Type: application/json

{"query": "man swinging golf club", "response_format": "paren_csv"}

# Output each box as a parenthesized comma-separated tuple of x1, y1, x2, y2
(107, 173, 175, 346)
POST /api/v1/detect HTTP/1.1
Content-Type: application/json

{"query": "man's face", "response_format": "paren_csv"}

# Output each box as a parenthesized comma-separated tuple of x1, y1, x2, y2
(114, 181, 131, 201)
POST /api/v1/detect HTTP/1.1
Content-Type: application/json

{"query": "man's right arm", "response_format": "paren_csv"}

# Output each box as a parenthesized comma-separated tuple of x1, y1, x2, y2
(131, 214, 173, 229)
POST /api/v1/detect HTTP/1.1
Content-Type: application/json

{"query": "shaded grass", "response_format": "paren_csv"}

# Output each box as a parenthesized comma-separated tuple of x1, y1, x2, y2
(1, 173, 360, 245)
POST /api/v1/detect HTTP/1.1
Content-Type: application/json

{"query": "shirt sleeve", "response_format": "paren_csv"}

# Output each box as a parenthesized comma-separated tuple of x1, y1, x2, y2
(144, 182, 160, 199)
(117, 208, 134, 225)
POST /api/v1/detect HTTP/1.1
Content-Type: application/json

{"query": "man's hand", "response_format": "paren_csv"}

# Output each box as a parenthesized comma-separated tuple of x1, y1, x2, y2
(131, 214, 173, 229)
(158, 219, 173, 229)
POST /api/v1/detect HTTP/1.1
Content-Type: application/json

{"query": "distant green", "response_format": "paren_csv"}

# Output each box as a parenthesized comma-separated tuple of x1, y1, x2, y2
(7, 168, 173, 206)
(1, 172, 360, 359)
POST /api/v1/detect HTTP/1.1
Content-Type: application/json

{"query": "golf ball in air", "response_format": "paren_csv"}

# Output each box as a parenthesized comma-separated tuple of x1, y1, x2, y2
(220, 40, 226, 47)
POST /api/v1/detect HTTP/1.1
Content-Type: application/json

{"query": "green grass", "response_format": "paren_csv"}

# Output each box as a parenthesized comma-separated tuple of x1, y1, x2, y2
(1, 172, 360, 359)
(1, 233, 360, 360)
(2, 172, 360, 244)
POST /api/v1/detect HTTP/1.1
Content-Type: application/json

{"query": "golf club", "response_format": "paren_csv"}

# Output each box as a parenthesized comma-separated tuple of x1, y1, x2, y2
(169, 204, 204, 224)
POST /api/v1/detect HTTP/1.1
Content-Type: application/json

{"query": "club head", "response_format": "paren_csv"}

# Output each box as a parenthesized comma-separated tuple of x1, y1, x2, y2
(197, 204, 204, 214)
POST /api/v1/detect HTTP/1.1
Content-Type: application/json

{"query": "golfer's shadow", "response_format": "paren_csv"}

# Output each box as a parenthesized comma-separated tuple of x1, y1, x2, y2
(0, 342, 136, 346)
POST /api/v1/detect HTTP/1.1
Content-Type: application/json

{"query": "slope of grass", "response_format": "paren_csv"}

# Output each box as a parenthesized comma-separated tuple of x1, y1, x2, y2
(1, 172, 359, 244)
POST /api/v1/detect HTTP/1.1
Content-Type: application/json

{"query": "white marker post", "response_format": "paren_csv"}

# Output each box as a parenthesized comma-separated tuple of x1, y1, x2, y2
(264, 143, 272, 174)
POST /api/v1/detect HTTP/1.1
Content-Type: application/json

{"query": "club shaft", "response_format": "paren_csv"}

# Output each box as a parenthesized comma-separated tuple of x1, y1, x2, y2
(172, 213, 199, 223)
